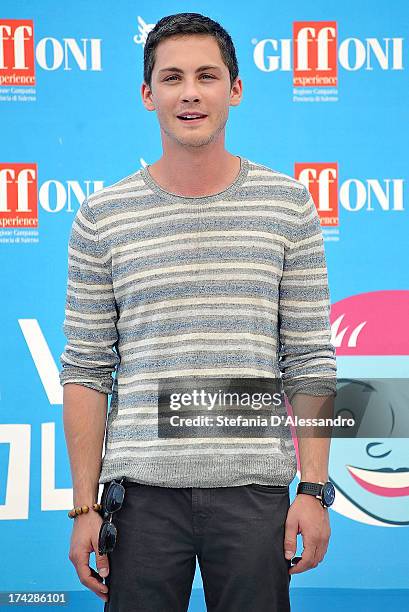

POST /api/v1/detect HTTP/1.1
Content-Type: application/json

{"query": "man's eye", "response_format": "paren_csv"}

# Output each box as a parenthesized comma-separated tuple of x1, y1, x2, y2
(164, 74, 216, 82)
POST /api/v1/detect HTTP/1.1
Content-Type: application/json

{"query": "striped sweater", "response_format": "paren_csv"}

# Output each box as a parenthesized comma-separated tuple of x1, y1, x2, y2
(59, 156, 337, 487)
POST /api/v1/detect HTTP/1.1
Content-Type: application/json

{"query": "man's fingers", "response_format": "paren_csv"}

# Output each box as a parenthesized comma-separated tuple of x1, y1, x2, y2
(283, 518, 298, 559)
(72, 552, 109, 601)
(310, 523, 330, 565)
(89, 568, 109, 602)
(289, 542, 318, 574)
(93, 539, 110, 578)
(314, 538, 329, 565)
(288, 526, 330, 573)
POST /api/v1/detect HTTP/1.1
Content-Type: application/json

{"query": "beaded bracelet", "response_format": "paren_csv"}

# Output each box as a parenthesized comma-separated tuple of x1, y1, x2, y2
(68, 503, 102, 519)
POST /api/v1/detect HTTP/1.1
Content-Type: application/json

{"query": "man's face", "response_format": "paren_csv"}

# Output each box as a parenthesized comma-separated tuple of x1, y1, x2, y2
(142, 34, 242, 149)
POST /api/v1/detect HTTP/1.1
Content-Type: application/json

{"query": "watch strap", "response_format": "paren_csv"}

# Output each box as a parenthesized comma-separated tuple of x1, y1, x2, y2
(297, 481, 324, 496)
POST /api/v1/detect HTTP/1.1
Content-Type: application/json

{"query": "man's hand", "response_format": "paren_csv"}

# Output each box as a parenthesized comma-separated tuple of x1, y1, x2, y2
(68, 512, 110, 602)
(284, 493, 331, 575)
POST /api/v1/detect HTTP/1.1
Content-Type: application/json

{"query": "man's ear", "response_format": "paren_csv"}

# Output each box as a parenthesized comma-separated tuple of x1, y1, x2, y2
(141, 82, 156, 111)
(229, 76, 243, 108)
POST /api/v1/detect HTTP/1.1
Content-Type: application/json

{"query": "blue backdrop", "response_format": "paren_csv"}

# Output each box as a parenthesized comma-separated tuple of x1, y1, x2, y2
(1, 1, 408, 609)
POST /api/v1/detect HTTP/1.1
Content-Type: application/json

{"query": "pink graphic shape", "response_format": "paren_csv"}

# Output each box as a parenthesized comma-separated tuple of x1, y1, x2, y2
(330, 290, 409, 355)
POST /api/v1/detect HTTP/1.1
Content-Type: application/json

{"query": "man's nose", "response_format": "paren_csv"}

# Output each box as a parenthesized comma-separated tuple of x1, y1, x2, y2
(181, 95, 200, 103)
(180, 79, 201, 102)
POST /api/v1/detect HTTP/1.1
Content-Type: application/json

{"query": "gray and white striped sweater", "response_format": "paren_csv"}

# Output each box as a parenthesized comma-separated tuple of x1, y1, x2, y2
(59, 156, 337, 487)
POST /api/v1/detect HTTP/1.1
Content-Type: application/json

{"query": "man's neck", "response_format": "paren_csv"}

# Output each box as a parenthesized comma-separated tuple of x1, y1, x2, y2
(147, 150, 241, 198)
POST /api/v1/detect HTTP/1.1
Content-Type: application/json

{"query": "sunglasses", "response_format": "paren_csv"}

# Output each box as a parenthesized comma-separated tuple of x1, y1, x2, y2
(98, 478, 125, 556)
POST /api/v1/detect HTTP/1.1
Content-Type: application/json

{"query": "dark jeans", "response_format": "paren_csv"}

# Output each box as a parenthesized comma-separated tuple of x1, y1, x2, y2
(103, 479, 292, 612)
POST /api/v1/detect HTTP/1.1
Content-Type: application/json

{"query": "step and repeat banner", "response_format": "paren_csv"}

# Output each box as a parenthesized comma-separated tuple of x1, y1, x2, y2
(1, 0, 408, 601)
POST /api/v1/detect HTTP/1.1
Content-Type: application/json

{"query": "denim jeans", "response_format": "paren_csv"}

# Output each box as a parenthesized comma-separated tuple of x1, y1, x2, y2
(103, 478, 291, 612)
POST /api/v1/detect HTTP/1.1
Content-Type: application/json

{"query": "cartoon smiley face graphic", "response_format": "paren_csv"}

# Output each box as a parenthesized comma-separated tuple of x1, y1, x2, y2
(291, 290, 409, 526)
(329, 290, 409, 526)
(330, 378, 409, 526)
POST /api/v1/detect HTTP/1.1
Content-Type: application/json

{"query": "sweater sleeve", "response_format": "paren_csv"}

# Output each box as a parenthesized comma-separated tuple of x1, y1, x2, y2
(278, 186, 337, 403)
(59, 197, 120, 395)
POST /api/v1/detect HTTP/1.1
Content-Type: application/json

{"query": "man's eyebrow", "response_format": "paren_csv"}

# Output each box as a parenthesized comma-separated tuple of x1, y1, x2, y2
(158, 65, 222, 74)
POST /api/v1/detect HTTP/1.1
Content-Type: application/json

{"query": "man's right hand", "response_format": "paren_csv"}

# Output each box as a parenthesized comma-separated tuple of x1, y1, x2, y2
(68, 511, 110, 603)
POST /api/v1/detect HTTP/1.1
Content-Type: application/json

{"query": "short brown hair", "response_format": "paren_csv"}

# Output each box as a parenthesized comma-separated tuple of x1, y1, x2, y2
(144, 12, 239, 89)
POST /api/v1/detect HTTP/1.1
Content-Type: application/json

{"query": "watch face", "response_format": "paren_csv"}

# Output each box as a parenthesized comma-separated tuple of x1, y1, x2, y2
(322, 482, 336, 506)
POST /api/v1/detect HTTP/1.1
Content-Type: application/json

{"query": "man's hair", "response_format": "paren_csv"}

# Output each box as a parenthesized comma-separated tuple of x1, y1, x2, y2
(143, 13, 239, 89)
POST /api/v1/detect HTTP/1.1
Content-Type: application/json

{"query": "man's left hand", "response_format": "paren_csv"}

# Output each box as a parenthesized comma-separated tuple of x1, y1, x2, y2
(284, 493, 331, 575)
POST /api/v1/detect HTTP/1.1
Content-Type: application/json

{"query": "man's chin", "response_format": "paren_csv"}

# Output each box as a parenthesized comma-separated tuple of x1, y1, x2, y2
(175, 134, 216, 148)
(161, 124, 220, 148)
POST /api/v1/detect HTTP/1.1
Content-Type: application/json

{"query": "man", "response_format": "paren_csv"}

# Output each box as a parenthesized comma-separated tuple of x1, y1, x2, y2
(60, 12, 337, 612)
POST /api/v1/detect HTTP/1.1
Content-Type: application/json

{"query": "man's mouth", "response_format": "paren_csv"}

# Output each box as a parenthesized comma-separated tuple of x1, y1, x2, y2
(177, 113, 208, 124)
(347, 465, 409, 497)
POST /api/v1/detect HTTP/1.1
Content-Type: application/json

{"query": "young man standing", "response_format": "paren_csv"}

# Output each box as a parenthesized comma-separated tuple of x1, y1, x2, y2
(60, 13, 337, 612)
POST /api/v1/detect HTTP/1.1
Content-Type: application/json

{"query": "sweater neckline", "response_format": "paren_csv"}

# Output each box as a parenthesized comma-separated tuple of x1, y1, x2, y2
(139, 155, 249, 205)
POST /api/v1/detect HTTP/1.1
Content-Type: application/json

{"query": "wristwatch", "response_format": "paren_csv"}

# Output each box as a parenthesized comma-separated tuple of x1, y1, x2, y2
(296, 481, 335, 508)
